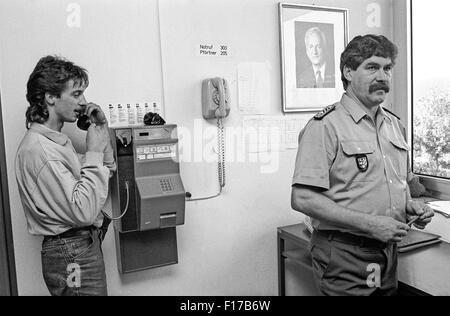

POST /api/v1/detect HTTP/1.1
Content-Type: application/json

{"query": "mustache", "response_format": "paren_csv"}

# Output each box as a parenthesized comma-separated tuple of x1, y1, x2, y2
(369, 82, 390, 94)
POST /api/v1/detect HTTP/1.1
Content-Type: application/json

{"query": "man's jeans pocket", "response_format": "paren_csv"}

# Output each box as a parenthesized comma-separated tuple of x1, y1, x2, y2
(63, 234, 95, 260)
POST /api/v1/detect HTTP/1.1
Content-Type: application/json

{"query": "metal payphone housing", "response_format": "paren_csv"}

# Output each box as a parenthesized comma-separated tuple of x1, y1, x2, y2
(110, 125, 185, 273)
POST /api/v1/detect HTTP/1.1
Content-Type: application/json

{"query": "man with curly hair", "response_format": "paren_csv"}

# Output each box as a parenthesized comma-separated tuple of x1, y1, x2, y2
(15, 56, 116, 296)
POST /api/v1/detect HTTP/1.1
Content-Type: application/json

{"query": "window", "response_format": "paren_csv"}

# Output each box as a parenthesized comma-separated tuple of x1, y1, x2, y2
(0, 92, 17, 295)
(411, 0, 450, 181)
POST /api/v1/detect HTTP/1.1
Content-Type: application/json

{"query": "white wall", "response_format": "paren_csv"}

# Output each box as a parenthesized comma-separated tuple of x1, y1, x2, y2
(0, 0, 395, 295)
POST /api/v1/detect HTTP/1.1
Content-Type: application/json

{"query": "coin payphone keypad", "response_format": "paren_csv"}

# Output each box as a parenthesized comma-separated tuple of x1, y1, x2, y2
(160, 179, 174, 193)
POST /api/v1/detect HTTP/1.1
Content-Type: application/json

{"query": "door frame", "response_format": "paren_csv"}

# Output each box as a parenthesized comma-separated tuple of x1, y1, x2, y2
(0, 91, 18, 296)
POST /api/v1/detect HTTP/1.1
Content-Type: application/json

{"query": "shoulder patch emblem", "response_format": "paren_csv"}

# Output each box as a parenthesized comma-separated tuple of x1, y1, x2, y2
(382, 107, 400, 121)
(314, 104, 336, 120)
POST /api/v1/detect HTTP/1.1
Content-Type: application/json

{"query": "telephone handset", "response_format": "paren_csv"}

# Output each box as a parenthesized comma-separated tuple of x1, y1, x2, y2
(76, 114, 92, 130)
(201, 78, 230, 194)
(202, 78, 230, 119)
(76, 108, 106, 130)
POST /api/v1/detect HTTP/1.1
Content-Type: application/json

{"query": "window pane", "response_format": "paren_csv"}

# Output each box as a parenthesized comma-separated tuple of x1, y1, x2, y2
(412, 0, 450, 179)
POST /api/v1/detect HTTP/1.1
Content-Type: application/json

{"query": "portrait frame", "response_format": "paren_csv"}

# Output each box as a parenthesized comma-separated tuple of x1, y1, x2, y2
(279, 3, 349, 113)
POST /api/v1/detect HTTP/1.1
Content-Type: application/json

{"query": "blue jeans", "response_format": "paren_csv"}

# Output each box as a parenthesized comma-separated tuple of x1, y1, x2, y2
(41, 227, 107, 296)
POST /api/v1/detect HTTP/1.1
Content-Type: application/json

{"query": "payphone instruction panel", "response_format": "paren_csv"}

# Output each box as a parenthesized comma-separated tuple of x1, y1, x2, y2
(136, 144, 177, 161)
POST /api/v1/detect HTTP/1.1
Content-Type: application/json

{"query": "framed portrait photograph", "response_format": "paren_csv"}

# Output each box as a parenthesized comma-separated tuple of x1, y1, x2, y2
(279, 3, 349, 113)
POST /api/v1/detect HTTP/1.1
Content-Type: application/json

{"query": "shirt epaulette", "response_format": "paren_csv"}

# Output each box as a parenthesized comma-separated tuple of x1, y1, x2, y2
(382, 107, 401, 121)
(314, 104, 336, 120)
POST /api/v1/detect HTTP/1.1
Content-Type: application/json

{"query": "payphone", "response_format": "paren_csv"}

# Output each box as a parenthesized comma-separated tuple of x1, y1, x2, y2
(109, 124, 185, 273)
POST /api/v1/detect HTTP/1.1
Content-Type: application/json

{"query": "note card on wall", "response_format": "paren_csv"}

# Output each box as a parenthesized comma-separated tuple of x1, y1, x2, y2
(242, 116, 308, 153)
(107, 101, 163, 127)
(237, 62, 271, 115)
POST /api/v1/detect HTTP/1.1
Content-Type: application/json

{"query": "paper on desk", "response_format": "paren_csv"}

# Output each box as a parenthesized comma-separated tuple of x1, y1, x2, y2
(427, 201, 450, 217)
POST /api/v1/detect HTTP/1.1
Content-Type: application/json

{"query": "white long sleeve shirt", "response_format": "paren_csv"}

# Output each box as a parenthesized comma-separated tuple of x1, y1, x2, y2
(15, 123, 116, 236)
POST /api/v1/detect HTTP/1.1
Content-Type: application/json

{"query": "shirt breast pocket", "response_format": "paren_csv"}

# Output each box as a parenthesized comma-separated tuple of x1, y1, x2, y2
(389, 137, 409, 178)
(340, 141, 377, 182)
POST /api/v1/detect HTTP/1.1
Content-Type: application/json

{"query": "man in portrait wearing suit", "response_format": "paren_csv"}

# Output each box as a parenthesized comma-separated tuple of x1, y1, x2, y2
(297, 27, 335, 89)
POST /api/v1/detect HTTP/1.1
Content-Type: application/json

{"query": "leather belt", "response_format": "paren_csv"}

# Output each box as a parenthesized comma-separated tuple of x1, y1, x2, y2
(315, 230, 388, 249)
(45, 225, 96, 240)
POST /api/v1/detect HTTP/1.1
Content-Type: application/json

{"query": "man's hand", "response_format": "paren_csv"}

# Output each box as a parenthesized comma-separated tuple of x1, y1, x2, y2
(366, 215, 410, 243)
(86, 123, 110, 153)
(406, 200, 434, 230)
(84, 102, 107, 125)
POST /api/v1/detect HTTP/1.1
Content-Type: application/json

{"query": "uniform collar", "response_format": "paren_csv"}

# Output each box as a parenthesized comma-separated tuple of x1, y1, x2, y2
(29, 123, 70, 146)
(340, 94, 391, 124)
(378, 106, 393, 124)
(340, 94, 368, 123)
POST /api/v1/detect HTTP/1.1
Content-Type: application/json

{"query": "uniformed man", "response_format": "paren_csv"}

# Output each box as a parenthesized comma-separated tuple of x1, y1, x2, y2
(291, 34, 434, 296)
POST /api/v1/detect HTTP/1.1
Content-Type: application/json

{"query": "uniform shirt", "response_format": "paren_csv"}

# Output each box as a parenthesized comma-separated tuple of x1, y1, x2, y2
(292, 94, 409, 235)
(15, 123, 116, 236)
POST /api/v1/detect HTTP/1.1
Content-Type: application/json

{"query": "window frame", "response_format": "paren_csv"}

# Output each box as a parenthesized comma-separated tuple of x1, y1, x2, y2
(409, 0, 450, 199)
(0, 91, 17, 296)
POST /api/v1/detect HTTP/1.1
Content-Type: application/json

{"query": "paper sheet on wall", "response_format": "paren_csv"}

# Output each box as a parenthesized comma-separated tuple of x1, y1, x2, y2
(242, 116, 307, 153)
(106, 100, 163, 128)
(284, 117, 306, 149)
(237, 62, 270, 115)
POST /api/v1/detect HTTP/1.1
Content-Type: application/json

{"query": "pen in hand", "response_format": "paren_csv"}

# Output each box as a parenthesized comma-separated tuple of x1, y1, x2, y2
(407, 216, 420, 227)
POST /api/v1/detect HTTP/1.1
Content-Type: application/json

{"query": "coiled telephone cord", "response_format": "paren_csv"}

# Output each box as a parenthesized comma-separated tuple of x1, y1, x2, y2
(185, 118, 226, 201)
(102, 181, 130, 221)
(217, 117, 226, 189)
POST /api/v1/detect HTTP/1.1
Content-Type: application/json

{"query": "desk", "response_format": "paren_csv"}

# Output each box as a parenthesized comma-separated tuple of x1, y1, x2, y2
(278, 223, 450, 296)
